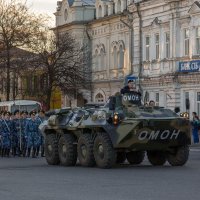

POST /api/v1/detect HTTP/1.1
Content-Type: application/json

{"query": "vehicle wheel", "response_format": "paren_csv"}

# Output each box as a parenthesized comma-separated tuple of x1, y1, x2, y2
(93, 132, 116, 168)
(147, 151, 166, 166)
(116, 152, 126, 164)
(58, 134, 77, 166)
(167, 145, 189, 166)
(126, 151, 145, 165)
(77, 134, 95, 167)
(45, 134, 60, 165)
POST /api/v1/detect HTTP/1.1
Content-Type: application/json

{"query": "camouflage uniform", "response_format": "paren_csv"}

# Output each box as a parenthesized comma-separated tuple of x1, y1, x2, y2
(1, 116, 13, 157)
(21, 117, 28, 156)
(13, 118, 22, 156)
(0, 119, 2, 155)
(25, 112, 40, 158)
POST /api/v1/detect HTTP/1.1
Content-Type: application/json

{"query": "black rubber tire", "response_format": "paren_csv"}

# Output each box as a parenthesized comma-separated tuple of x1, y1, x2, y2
(77, 134, 95, 167)
(167, 145, 189, 166)
(93, 133, 116, 168)
(147, 151, 166, 166)
(58, 134, 77, 166)
(116, 152, 126, 164)
(126, 151, 145, 165)
(45, 134, 60, 165)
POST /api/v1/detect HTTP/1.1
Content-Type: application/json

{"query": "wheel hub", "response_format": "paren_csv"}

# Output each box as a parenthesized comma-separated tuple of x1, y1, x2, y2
(98, 144, 104, 159)
(48, 144, 52, 152)
(81, 144, 87, 158)
(62, 144, 67, 154)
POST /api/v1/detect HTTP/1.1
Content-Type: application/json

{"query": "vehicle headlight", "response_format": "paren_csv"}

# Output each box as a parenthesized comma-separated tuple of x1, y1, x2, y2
(113, 112, 119, 125)
(180, 112, 189, 119)
(48, 115, 57, 126)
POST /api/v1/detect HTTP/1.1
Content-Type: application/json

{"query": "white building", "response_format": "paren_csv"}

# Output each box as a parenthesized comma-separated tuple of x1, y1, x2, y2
(54, 0, 200, 117)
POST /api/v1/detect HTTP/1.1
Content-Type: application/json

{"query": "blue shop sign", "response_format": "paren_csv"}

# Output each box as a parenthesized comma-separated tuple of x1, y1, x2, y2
(178, 60, 200, 72)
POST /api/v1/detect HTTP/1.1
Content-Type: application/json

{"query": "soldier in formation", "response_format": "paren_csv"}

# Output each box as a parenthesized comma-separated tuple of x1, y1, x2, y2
(0, 109, 46, 158)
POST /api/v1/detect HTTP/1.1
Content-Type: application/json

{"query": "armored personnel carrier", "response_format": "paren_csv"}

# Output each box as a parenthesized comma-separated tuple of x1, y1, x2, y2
(41, 92, 191, 168)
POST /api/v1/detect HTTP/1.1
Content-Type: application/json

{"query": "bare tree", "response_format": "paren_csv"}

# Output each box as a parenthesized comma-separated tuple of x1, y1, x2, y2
(0, 0, 47, 100)
(29, 29, 92, 109)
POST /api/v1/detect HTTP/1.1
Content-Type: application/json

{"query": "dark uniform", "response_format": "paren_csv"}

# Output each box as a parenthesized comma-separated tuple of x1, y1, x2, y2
(120, 79, 141, 96)
(120, 85, 141, 96)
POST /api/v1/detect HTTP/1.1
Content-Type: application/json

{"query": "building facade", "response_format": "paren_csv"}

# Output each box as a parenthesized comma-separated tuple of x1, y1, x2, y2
(55, 0, 200, 117)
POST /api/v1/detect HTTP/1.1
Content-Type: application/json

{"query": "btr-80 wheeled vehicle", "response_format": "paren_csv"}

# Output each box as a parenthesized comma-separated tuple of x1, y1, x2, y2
(41, 92, 191, 168)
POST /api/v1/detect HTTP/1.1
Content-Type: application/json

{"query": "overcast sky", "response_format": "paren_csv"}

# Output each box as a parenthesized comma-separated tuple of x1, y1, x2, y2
(27, 0, 57, 25)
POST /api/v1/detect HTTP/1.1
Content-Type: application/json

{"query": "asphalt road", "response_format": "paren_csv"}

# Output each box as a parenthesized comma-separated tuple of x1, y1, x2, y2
(0, 148, 200, 200)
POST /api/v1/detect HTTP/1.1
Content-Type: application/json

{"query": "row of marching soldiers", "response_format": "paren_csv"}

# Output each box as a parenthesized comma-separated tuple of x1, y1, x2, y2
(0, 109, 46, 158)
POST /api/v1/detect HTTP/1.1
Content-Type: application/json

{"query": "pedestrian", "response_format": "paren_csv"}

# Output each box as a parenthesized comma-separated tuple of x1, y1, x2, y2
(191, 112, 200, 144)
(25, 111, 40, 158)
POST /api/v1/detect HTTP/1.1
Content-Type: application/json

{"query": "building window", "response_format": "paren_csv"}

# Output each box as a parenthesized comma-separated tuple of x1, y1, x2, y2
(184, 29, 189, 56)
(94, 50, 99, 71)
(98, 5, 102, 18)
(165, 32, 170, 58)
(144, 91, 149, 104)
(185, 91, 189, 111)
(104, 5, 108, 16)
(155, 92, 159, 106)
(155, 34, 159, 59)
(95, 93, 104, 102)
(197, 92, 200, 116)
(117, 0, 121, 13)
(64, 9, 68, 21)
(145, 36, 150, 61)
(118, 45, 124, 69)
(196, 27, 200, 55)
(100, 49, 105, 70)
(113, 46, 118, 69)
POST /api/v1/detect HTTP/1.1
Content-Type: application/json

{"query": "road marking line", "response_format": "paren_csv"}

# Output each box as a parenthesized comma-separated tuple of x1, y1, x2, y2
(190, 148, 200, 152)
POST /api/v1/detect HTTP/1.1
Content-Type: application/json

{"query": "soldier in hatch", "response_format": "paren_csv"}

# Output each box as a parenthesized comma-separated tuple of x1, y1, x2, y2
(120, 79, 141, 96)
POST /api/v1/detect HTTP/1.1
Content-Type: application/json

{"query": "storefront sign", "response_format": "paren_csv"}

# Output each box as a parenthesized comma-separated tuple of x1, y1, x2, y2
(178, 60, 200, 72)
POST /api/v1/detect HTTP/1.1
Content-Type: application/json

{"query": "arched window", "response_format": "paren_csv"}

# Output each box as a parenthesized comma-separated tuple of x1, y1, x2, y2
(99, 5, 102, 18)
(113, 46, 117, 69)
(95, 93, 104, 102)
(117, 0, 121, 13)
(100, 48, 105, 70)
(118, 45, 124, 68)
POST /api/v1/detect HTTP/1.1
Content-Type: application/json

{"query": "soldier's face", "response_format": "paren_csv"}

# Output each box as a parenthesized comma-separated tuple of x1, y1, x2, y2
(39, 112, 45, 117)
(31, 114, 36, 119)
(5, 114, 10, 119)
(15, 113, 20, 119)
(128, 82, 135, 89)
